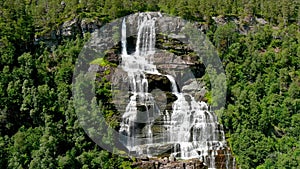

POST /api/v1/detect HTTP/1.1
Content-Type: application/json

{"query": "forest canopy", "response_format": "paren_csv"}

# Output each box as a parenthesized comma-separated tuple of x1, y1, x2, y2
(0, 0, 299, 168)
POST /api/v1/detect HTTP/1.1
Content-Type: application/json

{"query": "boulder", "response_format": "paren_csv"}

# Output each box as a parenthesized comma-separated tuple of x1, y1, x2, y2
(182, 80, 199, 92)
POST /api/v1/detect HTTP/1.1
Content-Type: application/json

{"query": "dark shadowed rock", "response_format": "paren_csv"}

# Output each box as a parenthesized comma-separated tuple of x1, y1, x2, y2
(146, 74, 172, 92)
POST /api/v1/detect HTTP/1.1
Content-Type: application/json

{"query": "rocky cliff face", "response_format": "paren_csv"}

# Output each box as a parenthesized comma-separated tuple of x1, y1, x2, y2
(35, 11, 268, 48)
(84, 12, 234, 169)
(34, 17, 103, 47)
(87, 12, 209, 113)
(91, 14, 208, 125)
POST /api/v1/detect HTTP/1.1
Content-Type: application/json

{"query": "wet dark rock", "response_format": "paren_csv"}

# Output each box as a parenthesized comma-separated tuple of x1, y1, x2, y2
(141, 156, 150, 161)
(146, 74, 173, 92)
(105, 48, 120, 64)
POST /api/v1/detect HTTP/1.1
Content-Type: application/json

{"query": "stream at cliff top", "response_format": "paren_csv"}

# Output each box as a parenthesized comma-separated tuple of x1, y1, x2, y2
(118, 13, 235, 169)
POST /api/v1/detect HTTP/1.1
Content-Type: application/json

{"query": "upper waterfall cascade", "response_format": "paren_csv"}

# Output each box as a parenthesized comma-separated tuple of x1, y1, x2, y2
(118, 13, 235, 169)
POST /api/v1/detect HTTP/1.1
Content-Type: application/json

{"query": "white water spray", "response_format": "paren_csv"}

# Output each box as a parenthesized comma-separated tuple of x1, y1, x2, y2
(118, 13, 234, 169)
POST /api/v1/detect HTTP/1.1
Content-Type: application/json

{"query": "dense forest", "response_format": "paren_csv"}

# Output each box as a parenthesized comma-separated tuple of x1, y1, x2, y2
(0, 0, 299, 168)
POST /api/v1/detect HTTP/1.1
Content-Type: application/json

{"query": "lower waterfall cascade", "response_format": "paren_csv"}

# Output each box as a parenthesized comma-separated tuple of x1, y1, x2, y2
(118, 13, 235, 169)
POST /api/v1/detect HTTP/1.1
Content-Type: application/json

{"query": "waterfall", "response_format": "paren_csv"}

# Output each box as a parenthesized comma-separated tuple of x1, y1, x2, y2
(121, 18, 128, 56)
(118, 13, 234, 169)
(119, 14, 159, 155)
(135, 13, 156, 57)
(165, 75, 179, 94)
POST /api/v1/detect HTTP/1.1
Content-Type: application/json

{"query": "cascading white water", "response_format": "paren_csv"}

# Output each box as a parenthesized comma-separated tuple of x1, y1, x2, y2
(119, 14, 160, 155)
(119, 13, 234, 169)
(121, 18, 128, 56)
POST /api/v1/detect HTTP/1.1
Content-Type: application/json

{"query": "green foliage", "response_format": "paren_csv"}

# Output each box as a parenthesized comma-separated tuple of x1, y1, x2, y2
(221, 23, 300, 168)
(0, 135, 9, 168)
(8, 127, 43, 169)
(214, 22, 239, 52)
(0, 0, 299, 168)
(90, 58, 109, 66)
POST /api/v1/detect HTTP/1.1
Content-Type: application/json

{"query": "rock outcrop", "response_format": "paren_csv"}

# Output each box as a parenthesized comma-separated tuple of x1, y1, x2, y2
(34, 17, 103, 47)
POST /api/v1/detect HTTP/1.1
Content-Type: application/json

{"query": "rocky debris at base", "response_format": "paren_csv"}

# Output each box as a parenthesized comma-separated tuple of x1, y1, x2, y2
(132, 158, 208, 169)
